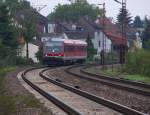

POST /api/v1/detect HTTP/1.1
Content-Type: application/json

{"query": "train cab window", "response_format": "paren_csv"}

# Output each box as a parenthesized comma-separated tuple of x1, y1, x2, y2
(45, 42, 62, 53)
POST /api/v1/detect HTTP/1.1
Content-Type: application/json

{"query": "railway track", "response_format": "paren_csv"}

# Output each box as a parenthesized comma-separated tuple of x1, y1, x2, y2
(65, 65, 150, 97)
(21, 67, 124, 115)
(21, 66, 147, 115)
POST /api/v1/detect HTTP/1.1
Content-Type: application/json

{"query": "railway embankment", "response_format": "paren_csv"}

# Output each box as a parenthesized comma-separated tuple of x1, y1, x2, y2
(0, 66, 53, 115)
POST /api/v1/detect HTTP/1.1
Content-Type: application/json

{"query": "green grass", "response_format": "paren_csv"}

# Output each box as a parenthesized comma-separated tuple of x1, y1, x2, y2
(102, 68, 121, 76)
(121, 74, 150, 83)
(0, 66, 17, 89)
(20, 95, 42, 108)
(0, 66, 42, 115)
(0, 66, 17, 115)
(86, 67, 150, 84)
(0, 95, 16, 115)
(0, 66, 16, 76)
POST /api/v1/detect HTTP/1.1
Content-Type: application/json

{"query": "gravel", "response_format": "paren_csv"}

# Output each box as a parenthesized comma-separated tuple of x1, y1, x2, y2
(46, 66, 150, 114)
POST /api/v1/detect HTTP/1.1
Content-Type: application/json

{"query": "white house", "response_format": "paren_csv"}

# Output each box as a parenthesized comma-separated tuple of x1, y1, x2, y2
(18, 42, 39, 63)
(92, 31, 112, 54)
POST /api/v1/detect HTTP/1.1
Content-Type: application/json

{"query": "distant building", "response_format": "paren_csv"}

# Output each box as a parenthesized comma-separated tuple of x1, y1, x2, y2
(16, 10, 48, 62)
(54, 16, 113, 54)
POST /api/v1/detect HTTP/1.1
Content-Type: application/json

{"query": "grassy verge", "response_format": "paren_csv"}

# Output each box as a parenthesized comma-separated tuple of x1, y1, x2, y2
(0, 67, 17, 115)
(85, 67, 150, 84)
(0, 66, 43, 115)
(121, 74, 150, 83)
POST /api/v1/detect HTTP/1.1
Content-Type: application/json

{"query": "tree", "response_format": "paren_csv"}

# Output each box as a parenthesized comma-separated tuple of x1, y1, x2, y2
(86, 34, 96, 59)
(117, 7, 132, 27)
(48, 0, 101, 22)
(3, 0, 37, 59)
(143, 16, 149, 28)
(133, 16, 143, 28)
(0, 4, 18, 66)
(142, 20, 150, 49)
(18, 10, 37, 59)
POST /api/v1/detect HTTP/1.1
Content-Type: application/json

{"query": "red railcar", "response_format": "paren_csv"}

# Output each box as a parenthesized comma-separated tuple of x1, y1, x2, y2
(43, 38, 87, 65)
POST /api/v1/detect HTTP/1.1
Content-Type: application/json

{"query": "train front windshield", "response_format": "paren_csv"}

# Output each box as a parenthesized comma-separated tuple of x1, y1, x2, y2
(45, 42, 63, 53)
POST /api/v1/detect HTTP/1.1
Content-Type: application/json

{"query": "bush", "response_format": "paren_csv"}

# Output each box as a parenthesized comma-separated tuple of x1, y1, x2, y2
(15, 57, 34, 65)
(126, 49, 150, 76)
(36, 47, 43, 64)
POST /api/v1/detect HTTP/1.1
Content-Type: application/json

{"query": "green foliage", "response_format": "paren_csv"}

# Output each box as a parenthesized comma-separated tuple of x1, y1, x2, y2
(125, 49, 150, 76)
(142, 20, 150, 49)
(1, 0, 37, 60)
(1, 0, 31, 16)
(36, 46, 43, 64)
(133, 16, 143, 28)
(15, 57, 34, 65)
(117, 8, 132, 27)
(86, 34, 97, 60)
(0, 4, 18, 49)
(0, 3, 19, 67)
(48, 0, 101, 22)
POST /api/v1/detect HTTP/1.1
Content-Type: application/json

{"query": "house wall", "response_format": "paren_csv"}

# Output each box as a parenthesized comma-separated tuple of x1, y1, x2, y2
(92, 31, 112, 54)
(18, 43, 39, 63)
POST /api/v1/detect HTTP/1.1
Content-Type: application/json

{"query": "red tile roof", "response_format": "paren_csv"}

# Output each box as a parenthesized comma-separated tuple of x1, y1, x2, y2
(104, 31, 127, 45)
(96, 18, 127, 45)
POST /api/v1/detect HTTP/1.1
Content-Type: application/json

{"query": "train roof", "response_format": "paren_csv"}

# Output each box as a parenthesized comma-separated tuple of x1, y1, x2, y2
(50, 38, 87, 45)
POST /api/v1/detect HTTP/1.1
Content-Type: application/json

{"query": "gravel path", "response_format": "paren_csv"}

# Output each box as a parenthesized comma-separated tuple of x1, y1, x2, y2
(46, 66, 150, 114)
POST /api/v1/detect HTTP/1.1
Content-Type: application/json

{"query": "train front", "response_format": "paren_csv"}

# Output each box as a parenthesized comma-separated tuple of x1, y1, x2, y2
(43, 40, 64, 65)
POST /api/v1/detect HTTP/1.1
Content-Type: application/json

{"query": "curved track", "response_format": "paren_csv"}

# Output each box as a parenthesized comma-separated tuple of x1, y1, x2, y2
(22, 67, 133, 115)
(41, 67, 145, 115)
(66, 65, 150, 97)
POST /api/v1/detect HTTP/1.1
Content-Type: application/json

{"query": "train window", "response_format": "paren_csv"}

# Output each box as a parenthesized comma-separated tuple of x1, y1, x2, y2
(45, 46, 62, 53)
(65, 45, 75, 52)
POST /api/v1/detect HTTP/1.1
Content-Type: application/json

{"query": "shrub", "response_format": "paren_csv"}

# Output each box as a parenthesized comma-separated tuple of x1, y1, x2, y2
(126, 49, 150, 76)
(15, 57, 34, 65)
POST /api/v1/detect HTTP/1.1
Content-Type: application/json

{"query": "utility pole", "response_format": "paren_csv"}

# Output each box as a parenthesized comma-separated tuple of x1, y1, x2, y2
(99, 3, 106, 69)
(121, 0, 127, 64)
(114, 0, 127, 65)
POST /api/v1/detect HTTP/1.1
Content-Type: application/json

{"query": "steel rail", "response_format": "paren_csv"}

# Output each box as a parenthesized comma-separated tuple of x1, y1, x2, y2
(22, 67, 82, 115)
(41, 68, 146, 115)
(66, 65, 150, 97)
(81, 65, 150, 89)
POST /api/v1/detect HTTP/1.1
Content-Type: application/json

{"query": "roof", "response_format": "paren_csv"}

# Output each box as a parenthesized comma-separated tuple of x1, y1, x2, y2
(65, 31, 89, 40)
(96, 18, 127, 45)
(80, 16, 101, 30)
(47, 38, 87, 45)
(104, 31, 127, 45)
(15, 9, 48, 25)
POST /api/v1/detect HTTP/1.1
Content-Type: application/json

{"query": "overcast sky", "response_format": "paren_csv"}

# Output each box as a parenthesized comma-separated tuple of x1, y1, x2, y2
(27, 0, 150, 20)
